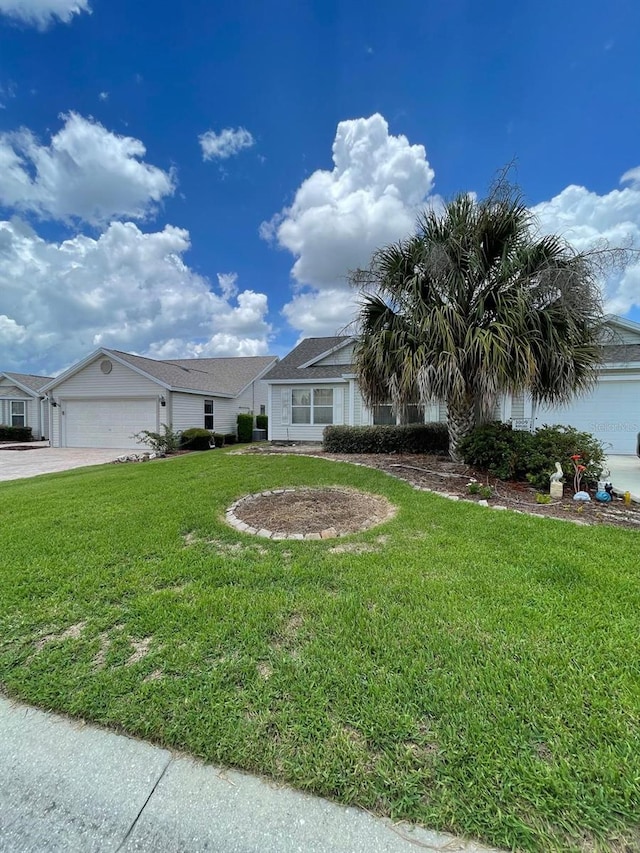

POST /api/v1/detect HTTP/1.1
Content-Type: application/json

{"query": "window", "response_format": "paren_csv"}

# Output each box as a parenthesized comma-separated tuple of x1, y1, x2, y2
(373, 404, 395, 425)
(291, 388, 311, 423)
(372, 402, 424, 425)
(290, 388, 334, 425)
(11, 401, 26, 428)
(260, 404, 266, 416)
(204, 399, 214, 430)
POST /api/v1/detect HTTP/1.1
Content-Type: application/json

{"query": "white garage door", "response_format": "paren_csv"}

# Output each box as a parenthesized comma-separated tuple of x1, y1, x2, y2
(538, 380, 638, 455)
(64, 399, 158, 449)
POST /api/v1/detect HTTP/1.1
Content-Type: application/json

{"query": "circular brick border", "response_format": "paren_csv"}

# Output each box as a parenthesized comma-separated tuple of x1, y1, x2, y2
(225, 487, 396, 540)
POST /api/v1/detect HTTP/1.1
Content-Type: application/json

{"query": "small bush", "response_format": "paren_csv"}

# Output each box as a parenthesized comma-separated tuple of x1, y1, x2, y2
(459, 422, 606, 490)
(536, 493, 552, 504)
(181, 427, 214, 450)
(133, 424, 182, 454)
(212, 432, 226, 447)
(255, 414, 268, 432)
(237, 413, 254, 443)
(323, 423, 449, 455)
(0, 425, 33, 442)
(223, 432, 237, 445)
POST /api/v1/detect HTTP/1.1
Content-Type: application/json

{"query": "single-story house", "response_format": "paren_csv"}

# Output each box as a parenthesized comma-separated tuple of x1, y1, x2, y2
(41, 348, 278, 449)
(0, 372, 53, 440)
(263, 315, 640, 455)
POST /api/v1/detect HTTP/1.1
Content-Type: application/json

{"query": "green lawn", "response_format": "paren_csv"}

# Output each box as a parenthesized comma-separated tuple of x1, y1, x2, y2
(1, 451, 639, 852)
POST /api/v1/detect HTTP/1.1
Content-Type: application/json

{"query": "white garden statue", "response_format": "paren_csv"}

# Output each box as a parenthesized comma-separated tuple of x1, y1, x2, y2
(549, 462, 563, 498)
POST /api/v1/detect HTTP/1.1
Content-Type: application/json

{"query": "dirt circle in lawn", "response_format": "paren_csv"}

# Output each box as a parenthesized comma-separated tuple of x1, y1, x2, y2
(227, 487, 396, 539)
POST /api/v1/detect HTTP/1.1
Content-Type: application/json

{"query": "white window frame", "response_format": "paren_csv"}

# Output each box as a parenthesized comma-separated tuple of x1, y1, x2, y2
(11, 400, 26, 428)
(286, 387, 336, 426)
(204, 399, 214, 431)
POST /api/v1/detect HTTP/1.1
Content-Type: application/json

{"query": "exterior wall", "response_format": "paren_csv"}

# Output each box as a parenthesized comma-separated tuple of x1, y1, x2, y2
(269, 383, 349, 441)
(611, 327, 640, 344)
(313, 343, 355, 367)
(0, 379, 45, 438)
(50, 356, 163, 447)
(171, 380, 269, 436)
(170, 392, 210, 433)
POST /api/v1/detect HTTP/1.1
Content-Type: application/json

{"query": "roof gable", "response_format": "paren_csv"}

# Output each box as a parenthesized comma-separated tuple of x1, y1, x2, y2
(1, 372, 53, 395)
(263, 336, 354, 382)
(42, 349, 277, 397)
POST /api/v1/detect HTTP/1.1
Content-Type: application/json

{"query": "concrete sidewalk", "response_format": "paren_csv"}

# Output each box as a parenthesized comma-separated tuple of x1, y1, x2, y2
(0, 696, 501, 853)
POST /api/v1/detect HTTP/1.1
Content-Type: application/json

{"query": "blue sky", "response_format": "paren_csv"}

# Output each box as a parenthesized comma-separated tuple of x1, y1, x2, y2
(1, 0, 639, 374)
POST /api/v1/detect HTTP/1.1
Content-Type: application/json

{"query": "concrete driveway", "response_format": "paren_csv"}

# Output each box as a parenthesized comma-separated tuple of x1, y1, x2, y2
(606, 455, 640, 502)
(0, 445, 127, 482)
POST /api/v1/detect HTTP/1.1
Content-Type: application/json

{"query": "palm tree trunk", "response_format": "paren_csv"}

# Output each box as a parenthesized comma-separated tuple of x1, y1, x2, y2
(447, 399, 476, 462)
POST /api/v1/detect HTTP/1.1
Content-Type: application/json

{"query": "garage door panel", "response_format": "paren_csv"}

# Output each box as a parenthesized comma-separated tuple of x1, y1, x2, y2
(64, 399, 158, 449)
(538, 381, 638, 455)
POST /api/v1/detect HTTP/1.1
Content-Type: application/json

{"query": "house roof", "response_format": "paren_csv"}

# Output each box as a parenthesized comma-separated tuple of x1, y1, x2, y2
(602, 344, 640, 364)
(2, 372, 53, 395)
(263, 336, 354, 382)
(43, 349, 278, 397)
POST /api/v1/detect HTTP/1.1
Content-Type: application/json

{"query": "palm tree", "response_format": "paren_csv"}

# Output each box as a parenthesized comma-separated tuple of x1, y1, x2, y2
(350, 184, 605, 461)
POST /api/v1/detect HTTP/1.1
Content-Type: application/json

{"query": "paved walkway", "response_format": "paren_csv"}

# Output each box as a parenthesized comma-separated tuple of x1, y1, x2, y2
(0, 446, 126, 482)
(606, 455, 640, 502)
(0, 696, 501, 853)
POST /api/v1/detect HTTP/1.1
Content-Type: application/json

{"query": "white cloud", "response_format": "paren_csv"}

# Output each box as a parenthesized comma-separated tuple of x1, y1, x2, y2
(199, 127, 255, 161)
(98, 91, 109, 101)
(532, 170, 640, 316)
(0, 218, 272, 373)
(217, 272, 238, 299)
(0, 0, 89, 28)
(261, 112, 435, 338)
(0, 112, 175, 225)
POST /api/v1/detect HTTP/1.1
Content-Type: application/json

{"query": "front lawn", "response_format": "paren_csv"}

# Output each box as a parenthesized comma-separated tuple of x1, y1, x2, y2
(1, 451, 638, 851)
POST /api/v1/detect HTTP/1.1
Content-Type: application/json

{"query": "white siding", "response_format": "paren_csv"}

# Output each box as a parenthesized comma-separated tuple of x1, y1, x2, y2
(50, 356, 163, 447)
(511, 393, 525, 420)
(611, 327, 640, 344)
(313, 343, 355, 367)
(171, 392, 210, 432)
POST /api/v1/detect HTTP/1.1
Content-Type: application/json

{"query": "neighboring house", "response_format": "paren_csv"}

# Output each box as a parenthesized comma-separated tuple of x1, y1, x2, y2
(0, 372, 53, 440)
(264, 316, 640, 454)
(42, 349, 278, 449)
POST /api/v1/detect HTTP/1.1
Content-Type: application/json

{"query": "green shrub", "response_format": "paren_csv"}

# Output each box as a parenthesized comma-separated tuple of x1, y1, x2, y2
(133, 424, 182, 454)
(180, 427, 213, 450)
(0, 425, 33, 442)
(255, 414, 268, 431)
(459, 422, 606, 490)
(223, 432, 237, 445)
(323, 423, 449, 455)
(212, 432, 226, 447)
(237, 413, 254, 443)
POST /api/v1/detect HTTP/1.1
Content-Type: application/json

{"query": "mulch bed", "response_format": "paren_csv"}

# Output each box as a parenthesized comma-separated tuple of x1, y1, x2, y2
(238, 444, 640, 531)
(233, 487, 395, 537)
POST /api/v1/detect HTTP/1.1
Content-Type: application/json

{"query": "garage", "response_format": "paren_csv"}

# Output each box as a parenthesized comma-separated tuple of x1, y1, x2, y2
(63, 399, 158, 449)
(538, 378, 638, 455)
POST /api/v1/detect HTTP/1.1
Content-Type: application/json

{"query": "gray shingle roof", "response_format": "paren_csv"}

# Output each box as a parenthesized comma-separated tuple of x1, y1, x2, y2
(3, 372, 54, 394)
(602, 344, 640, 364)
(262, 337, 354, 381)
(108, 351, 277, 396)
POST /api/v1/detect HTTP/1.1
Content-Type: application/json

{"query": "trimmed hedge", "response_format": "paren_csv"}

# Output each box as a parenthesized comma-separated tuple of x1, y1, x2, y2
(323, 423, 449, 455)
(0, 425, 33, 442)
(458, 422, 606, 490)
(256, 414, 268, 431)
(223, 432, 237, 445)
(180, 427, 213, 450)
(237, 413, 254, 443)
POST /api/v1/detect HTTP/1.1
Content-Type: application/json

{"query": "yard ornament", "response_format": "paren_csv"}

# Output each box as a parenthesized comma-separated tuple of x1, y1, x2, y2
(549, 462, 563, 498)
